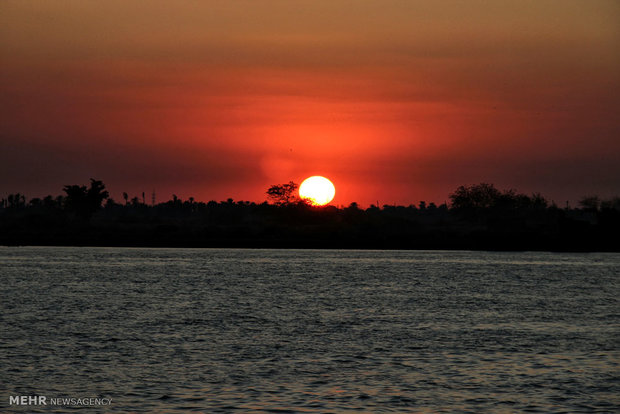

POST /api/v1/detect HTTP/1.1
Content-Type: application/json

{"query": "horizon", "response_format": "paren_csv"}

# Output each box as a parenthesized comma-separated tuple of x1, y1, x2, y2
(1, 179, 616, 210)
(1, 1, 619, 207)
(4, 177, 616, 210)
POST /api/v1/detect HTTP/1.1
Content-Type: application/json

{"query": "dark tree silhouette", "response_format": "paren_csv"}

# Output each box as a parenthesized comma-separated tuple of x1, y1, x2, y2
(266, 181, 299, 205)
(87, 179, 109, 207)
(63, 178, 109, 218)
(450, 183, 503, 210)
(5, 193, 26, 209)
(530, 192, 548, 209)
(579, 196, 600, 211)
(601, 197, 620, 211)
(450, 183, 549, 212)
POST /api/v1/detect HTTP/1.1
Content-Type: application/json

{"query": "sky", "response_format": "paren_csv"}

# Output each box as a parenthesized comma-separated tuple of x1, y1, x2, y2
(1, 0, 619, 207)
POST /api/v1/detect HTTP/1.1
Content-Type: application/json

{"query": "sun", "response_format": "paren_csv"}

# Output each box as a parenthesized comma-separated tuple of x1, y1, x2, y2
(299, 176, 336, 206)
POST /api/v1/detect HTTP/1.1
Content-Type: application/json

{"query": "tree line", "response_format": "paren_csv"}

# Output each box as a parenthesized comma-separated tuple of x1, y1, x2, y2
(1, 179, 618, 251)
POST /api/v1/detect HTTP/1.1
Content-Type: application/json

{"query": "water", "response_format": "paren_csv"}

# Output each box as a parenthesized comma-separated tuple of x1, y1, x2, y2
(1, 247, 619, 413)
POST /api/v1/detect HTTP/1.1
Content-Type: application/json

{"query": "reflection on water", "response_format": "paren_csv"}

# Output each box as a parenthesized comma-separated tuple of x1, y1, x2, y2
(1, 248, 619, 412)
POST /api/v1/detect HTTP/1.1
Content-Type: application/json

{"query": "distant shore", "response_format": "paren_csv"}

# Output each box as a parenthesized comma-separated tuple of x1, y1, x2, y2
(2, 210, 617, 252)
(3, 181, 618, 252)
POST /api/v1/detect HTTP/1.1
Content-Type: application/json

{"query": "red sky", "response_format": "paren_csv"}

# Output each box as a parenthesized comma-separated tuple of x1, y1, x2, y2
(1, 0, 619, 207)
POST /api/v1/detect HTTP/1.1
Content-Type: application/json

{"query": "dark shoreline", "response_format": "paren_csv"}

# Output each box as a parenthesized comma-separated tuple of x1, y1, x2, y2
(3, 184, 619, 253)
(3, 245, 617, 253)
(2, 233, 617, 252)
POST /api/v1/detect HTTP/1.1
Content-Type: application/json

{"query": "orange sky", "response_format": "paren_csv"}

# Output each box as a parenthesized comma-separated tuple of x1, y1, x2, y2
(1, 0, 619, 206)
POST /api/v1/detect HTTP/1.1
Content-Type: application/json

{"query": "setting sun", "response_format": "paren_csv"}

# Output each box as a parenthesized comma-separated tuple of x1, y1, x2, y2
(299, 176, 335, 206)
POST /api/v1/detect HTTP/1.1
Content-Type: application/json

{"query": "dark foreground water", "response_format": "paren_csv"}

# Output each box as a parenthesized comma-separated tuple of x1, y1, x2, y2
(1, 247, 619, 413)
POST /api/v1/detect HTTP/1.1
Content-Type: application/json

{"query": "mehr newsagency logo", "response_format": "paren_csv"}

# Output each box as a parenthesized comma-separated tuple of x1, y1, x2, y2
(9, 395, 112, 407)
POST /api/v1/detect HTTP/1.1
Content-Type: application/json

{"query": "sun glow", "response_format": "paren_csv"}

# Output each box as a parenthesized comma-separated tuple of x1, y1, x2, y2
(299, 176, 336, 206)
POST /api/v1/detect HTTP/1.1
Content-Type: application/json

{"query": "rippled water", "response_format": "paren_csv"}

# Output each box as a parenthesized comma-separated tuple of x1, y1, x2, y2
(1, 247, 619, 412)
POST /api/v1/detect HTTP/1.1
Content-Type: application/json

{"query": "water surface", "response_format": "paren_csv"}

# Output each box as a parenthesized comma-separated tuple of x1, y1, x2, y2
(1, 248, 619, 412)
